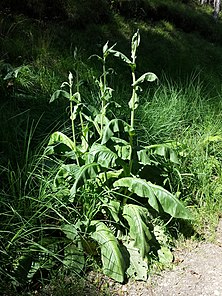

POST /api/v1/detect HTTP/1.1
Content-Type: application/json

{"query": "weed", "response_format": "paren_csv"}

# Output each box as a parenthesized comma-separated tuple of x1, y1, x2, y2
(46, 31, 192, 284)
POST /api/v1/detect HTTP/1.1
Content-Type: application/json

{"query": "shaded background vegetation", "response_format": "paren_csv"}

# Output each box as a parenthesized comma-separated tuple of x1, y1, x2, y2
(1, 0, 222, 167)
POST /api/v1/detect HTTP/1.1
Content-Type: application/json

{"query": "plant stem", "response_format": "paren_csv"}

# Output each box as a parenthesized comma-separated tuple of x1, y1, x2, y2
(70, 100, 76, 149)
(130, 71, 136, 130)
(100, 60, 107, 138)
(129, 64, 136, 174)
(76, 68, 85, 134)
(70, 93, 80, 166)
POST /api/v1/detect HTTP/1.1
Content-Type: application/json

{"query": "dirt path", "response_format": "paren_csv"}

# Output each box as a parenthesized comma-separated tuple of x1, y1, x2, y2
(107, 219, 222, 296)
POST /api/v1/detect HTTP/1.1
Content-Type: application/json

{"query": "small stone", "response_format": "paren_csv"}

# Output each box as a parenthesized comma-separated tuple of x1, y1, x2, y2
(122, 285, 128, 292)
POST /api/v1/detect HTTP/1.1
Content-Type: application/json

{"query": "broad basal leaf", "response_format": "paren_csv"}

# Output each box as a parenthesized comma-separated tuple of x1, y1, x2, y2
(97, 169, 123, 184)
(113, 177, 192, 219)
(106, 200, 121, 223)
(63, 243, 85, 274)
(123, 204, 152, 258)
(70, 163, 100, 198)
(124, 241, 148, 281)
(112, 137, 131, 160)
(90, 221, 125, 283)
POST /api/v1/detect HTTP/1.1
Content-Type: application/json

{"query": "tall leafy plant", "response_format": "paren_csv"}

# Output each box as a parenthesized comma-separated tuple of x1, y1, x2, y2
(47, 31, 192, 282)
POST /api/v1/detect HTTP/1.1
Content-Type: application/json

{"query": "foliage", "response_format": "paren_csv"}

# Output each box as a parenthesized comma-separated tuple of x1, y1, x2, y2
(45, 31, 192, 283)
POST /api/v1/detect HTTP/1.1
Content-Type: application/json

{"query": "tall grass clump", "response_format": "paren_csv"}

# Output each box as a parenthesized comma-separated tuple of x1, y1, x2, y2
(139, 77, 222, 235)
(0, 114, 89, 294)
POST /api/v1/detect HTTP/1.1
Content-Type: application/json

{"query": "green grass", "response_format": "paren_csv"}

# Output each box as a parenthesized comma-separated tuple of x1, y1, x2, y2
(137, 78, 222, 235)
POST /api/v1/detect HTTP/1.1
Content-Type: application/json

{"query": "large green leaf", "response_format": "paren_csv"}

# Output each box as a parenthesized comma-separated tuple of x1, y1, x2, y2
(87, 143, 119, 168)
(106, 200, 121, 223)
(90, 221, 125, 282)
(123, 204, 151, 258)
(138, 143, 179, 165)
(101, 119, 130, 145)
(61, 224, 79, 241)
(97, 169, 123, 184)
(112, 137, 131, 160)
(70, 163, 100, 198)
(63, 243, 85, 274)
(124, 241, 148, 281)
(47, 131, 75, 154)
(113, 177, 192, 219)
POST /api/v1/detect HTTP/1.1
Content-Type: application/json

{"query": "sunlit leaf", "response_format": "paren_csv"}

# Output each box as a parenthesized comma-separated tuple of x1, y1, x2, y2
(114, 177, 192, 219)
(71, 92, 81, 103)
(90, 221, 125, 282)
(101, 119, 130, 145)
(110, 50, 132, 65)
(61, 224, 79, 241)
(132, 72, 158, 87)
(70, 163, 100, 198)
(105, 200, 121, 223)
(47, 131, 75, 154)
(112, 137, 131, 160)
(87, 143, 118, 168)
(124, 241, 148, 281)
(123, 204, 151, 258)
(97, 168, 123, 183)
(103, 41, 109, 54)
(131, 30, 140, 59)
(138, 143, 179, 165)
(157, 246, 173, 264)
(128, 92, 139, 110)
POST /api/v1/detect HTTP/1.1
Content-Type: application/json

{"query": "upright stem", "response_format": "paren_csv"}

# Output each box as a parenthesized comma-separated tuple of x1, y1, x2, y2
(70, 87, 79, 166)
(70, 100, 76, 149)
(130, 71, 136, 130)
(100, 60, 107, 138)
(129, 60, 136, 174)
(76, 68, 84, 134)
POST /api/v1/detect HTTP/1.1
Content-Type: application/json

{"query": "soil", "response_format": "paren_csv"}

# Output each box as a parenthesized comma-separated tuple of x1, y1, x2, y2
(98, 219, 222, 296)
